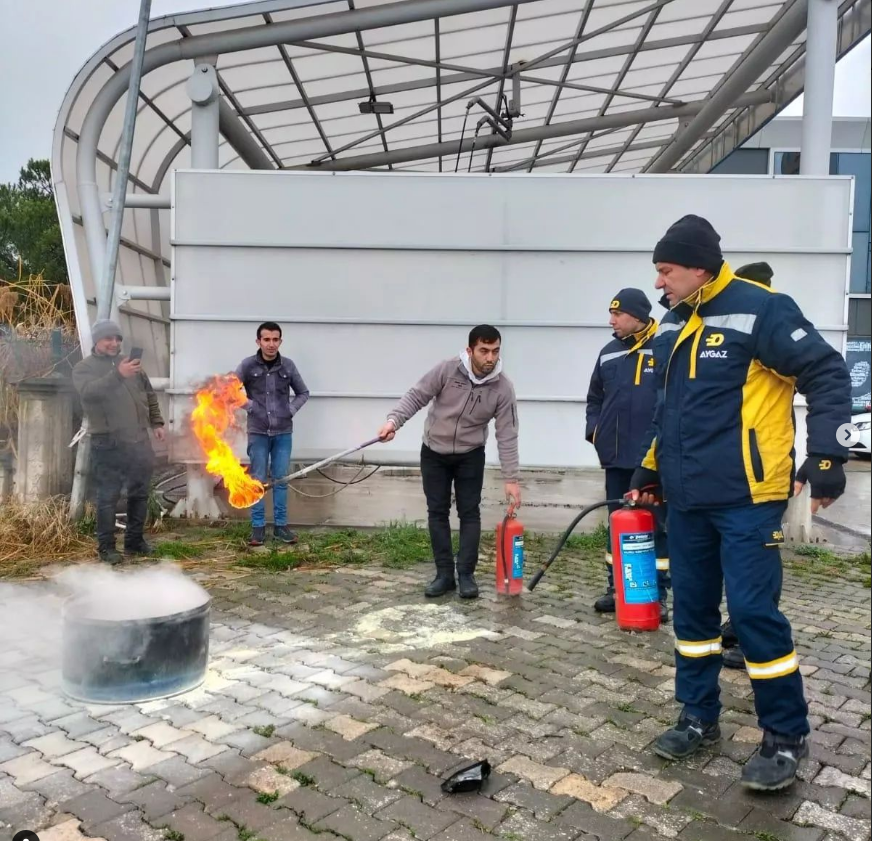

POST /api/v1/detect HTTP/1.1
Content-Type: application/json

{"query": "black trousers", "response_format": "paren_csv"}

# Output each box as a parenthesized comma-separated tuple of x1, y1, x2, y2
(91, 435, 154, 551)
(420, 444, 486, 573)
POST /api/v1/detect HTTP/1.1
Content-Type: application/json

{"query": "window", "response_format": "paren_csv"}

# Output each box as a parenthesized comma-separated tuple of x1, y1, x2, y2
(773, 151, 871, 294)
(710, 148, 770, 174)
(834, 153, 872, 294)
(849, 298, 871, 337)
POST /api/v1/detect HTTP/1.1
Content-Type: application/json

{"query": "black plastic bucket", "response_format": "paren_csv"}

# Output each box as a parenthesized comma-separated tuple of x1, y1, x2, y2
(61, 596, 211, 704)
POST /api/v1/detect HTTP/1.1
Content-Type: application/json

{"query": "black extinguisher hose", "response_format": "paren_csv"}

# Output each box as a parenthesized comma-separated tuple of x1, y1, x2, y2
(526, 498, 624, 592)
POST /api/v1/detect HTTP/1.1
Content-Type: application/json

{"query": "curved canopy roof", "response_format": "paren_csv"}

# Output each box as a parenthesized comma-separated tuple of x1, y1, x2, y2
(50, 0, 870, 363)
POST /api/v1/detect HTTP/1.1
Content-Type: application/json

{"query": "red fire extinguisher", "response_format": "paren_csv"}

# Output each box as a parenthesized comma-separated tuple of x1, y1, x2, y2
(495, 505, 524, 595)
(611, 505, 661, 632)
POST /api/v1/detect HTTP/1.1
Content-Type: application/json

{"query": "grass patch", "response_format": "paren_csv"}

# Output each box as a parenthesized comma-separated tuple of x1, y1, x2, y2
(256, 791, 279, 805)
(290, 770, 316, 787)
(786, 545, 871, 582)
(151, 540, 206, 560)
(238, 522, 432, 572)
(252, 724, 275, 738)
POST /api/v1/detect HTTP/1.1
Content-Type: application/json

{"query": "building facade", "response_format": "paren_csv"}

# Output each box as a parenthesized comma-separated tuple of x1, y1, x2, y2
(712, 117, 871, 409)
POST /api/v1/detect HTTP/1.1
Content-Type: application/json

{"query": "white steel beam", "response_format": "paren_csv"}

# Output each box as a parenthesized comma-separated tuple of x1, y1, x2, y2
(801, 0, 839, 174)
(646, 0, 810, 173)
(301, 90, 772, 171)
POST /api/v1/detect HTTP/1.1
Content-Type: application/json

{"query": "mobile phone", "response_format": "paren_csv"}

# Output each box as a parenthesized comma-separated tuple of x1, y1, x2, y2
(129, 347, 143, 362)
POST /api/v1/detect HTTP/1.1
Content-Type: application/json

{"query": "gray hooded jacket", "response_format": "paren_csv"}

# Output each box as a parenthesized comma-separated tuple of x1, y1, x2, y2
(387, 354, 520, 481)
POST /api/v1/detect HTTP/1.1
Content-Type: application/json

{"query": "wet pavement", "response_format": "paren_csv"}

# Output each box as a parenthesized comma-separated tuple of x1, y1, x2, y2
(1, 537, 869, 841)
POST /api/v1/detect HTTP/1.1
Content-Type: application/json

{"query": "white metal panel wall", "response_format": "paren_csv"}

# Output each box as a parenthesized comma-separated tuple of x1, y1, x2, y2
(169, 170, 853, 469)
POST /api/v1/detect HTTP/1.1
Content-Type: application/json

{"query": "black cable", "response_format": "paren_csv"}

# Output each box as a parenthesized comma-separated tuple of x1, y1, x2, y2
(316, 465, 382, 486)
(526, 498, 622, 591)
(454, 107, 471, 173)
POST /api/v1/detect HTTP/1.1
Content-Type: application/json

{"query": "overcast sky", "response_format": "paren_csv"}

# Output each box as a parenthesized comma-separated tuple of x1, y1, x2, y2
(0, 0, 869, 184)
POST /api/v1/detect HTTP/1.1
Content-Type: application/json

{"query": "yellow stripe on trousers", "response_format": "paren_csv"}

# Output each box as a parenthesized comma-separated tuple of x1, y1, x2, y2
(675, 638, 723, 658)
(745, 651, 800, 679)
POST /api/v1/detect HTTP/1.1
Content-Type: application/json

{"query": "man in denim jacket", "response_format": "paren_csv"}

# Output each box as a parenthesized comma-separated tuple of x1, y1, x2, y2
(236, 321, 310, 546)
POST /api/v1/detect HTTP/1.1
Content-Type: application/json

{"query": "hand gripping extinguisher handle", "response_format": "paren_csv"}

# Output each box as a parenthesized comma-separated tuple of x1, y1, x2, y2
(526, 499, 622, 591)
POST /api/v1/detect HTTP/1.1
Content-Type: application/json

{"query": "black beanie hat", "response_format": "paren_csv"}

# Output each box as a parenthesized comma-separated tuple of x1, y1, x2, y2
(652, 214, 724, 276)
(735, 261, 774, 288)
(609, 288, 652, 323)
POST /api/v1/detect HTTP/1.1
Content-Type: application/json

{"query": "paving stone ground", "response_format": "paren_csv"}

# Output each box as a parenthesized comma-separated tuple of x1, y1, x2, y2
(1, 546, 870, 841)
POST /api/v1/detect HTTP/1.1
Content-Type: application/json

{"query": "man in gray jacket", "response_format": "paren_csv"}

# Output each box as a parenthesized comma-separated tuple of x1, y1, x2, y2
(72, 319, 165, 564)
(378, 325, 521, 599)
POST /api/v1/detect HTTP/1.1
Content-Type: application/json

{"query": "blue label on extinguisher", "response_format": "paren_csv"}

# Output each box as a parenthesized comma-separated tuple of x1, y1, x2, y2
(619, 531, 658, 605)
(511, 535, 525, 579)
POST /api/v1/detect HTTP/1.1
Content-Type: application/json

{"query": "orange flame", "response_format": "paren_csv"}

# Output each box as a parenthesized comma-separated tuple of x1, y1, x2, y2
(191, 374, 265, 508)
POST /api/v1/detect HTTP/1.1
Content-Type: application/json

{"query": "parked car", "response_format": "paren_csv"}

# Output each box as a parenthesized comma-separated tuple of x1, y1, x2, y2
(851, 403, 871, 459)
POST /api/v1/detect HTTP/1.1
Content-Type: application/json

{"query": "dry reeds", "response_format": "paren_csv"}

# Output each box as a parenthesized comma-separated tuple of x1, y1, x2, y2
(0, 267, 80, 460)
(0, 496, 94, 577)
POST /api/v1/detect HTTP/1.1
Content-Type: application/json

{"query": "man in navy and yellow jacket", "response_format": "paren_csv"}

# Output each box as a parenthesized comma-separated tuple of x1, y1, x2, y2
(630, 215, 851, 792)
(585, 289, 669, 620)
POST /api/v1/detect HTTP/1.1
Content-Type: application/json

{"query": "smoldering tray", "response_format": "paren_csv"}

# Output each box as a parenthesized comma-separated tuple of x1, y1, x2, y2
(54, 563, 212, 705)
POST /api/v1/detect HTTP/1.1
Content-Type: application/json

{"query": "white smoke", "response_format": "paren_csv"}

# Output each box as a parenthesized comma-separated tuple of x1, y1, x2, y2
(0, 562, 210, 669)
(55, 562, 210, 621)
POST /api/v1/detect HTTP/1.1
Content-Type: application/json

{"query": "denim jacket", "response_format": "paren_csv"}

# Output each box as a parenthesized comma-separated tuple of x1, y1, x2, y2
(235, 352, 310, 436)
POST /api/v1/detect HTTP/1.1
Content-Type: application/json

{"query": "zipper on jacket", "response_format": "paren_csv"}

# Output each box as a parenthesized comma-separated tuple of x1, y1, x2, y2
(452, 385, 474, 454)
(634, 352, 644, 385)
(749, 429, 765, 483)
(615, 415, 619, 460)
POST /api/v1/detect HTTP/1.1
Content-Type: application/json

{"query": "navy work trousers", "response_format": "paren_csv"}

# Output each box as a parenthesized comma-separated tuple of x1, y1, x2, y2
(668, 501, 809, 736)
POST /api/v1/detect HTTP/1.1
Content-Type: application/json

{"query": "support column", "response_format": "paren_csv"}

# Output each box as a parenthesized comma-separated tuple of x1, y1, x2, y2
(187, 58, 220, 170)
(171, 464, 224, 519)
(14, 376, 75, 502)
(784, 399, 813, 544)
(800, 0, 838, 175)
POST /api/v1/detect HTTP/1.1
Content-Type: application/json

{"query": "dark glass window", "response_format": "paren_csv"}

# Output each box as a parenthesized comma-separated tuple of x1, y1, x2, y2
(773, 151, 871, 294)
(710, 148, 770, 174)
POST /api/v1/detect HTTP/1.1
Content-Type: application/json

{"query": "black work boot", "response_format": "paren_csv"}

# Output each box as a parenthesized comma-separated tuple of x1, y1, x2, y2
(273, 525, 298, 545)
(425, 565, 456, 598)
(723, 646, 746, 670)
(659, 598, 670, 624)
(654, 712, 721, 760)
(457, 569, 479, 600)
(124, 540, 153, 557)
(594, 589, 616, 613)
(249, 526, 266, 547)
(721, 619, 739, 649)
(741, 731, 809, 791)
(99, 546, 123, 566)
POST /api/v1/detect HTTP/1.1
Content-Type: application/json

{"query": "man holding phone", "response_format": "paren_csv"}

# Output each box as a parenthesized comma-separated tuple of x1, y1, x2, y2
(73, 319, 166, 565)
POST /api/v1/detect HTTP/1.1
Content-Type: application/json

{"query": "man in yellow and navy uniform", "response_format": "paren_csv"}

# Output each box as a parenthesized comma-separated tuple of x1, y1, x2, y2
(630, 215, 851, 792)
(585, 289, 670, 621)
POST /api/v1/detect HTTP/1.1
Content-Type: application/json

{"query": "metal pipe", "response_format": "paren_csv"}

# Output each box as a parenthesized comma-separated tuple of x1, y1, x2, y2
(117, 193, 170, 209)
(800, 0, 838, 175)
(300, 90, 772, 171)
(116, 285, 171, 301)
(97, 0, 153, 320)
(75, 0, 541, 282)
(265, 437, 382, 490)
(189, 60, 220, 170)
(218, 99, 274, 170)
(646, 0, 809, 173)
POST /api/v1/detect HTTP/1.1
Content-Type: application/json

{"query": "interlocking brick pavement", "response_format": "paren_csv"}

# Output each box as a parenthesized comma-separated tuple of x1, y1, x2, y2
(1, 547, 870, 841)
